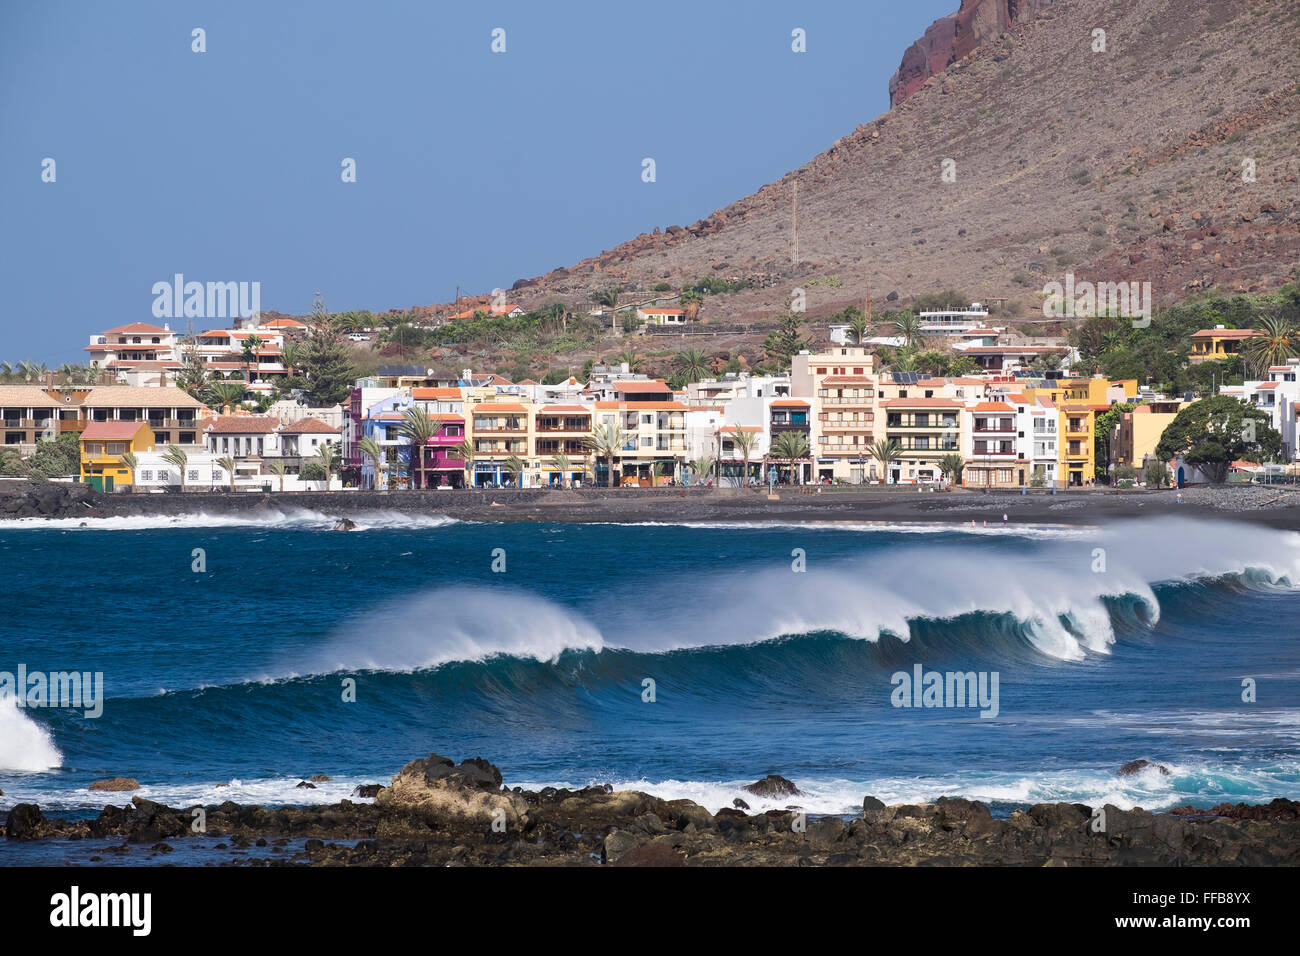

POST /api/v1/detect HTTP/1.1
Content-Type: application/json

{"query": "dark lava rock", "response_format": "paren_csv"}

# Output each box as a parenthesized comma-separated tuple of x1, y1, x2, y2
(733, 798, 750, 810)
(1118, 759, 1171, 777)
(743, 774, 804, 798)
(1170, 798, 1300, 822)
(352, 784, 384, 798)
(88, 777, 140, 792)
(5, 803, 47, 839)
(332, 518, 357, 532)
(862, 795, 887, 816)
(403, 753, 502, 792)
(295, 781, 317, 790)
(613, 841, 686, 867)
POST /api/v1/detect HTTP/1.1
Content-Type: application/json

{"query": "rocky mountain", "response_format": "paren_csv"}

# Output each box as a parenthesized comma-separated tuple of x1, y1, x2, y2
(443, 0, 1300, 330)
(890, 0, 1061, 108)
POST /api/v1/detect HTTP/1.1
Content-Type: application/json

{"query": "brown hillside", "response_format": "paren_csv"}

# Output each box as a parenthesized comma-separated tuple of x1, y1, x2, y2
(490, 0, 1299, 330)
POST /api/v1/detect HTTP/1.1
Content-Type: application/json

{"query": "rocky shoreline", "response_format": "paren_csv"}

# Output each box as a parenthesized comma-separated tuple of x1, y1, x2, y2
(6, 754, 1299, 866)
(7, 480, 1300, 529)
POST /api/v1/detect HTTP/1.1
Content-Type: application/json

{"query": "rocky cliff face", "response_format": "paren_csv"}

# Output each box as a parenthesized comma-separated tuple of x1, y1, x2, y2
(890, 0, 1060, 107)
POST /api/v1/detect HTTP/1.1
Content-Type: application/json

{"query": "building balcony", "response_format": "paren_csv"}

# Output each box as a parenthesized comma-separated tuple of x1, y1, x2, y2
(821, 396, 873, 405)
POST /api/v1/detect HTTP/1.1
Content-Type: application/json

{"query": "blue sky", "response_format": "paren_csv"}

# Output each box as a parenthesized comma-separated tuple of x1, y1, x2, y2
(0, 0, 955, 364)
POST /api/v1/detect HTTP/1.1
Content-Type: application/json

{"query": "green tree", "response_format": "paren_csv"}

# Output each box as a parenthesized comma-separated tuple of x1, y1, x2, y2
(1243, 311, 1297, 378)
(938, 453, 965, 485)
(118, 451, 138, 492)
(768, 430, 809, 483)
(240, 334, 264, 382)
(763, 313, 809, 370)
(727, 425, 760, 487)
(503, 454, 526, 488)
(582, 423, 630, 487)
(1154, 395, 1281, 484)
(549, 452, 572, 486)
(301, 293, 357, 405)
(161, 445, 189, 492)
(358, 435, 384, 490)
(893, 311, 923, 349)
(870, 438, 903, 481)
(205, 380, 247, 413)
(689, 455, 715, 486)
(217, 455, 238, 492)
(396, 406, 435, 490)
(680, 289, 704, 321)
(1093, 401, 1137, 479)
(269, 459, 287, 492)
(452, 438, 475, 488)
(673, 348, 711, 383)
(316, 443, 337, 490)
(1144, 458, 1171, 488)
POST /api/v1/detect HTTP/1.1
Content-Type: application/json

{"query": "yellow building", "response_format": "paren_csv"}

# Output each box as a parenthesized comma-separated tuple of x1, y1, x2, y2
(790, 346, 880, 481)
(881, 397, 963, 483)
(465, 396, 534, 486)
(1059, 405, 1094, 487)
(79, 420, 155, 490)
(1189, 328, 1260, 364)
(1109, 401, 1186, 469)
(594, 400, 688, 485)
(1061, 376, 1138, 404)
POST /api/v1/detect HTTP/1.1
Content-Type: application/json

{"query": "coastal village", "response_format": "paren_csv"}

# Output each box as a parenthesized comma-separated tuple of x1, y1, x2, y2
(0, 299, 1292, 494)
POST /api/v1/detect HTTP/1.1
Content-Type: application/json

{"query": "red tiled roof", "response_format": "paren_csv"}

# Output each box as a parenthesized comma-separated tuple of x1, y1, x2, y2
(771, 399, 810, 407)
(470, 403, 528, 413)
(412, 387, 462, 400)
(103, 323, 171, 335)
(279, 418, 339, 434)
(1190, 329, 1260, 338)
(971, 402, 1015, 412)
(611, 380, 671, 392)
(206, 416, 278, 434)
(536, 405, 591, 414)
(80, 421, 151, 441)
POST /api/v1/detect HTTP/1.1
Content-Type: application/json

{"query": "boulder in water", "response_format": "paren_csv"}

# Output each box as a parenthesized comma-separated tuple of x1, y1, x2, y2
(743, 774, 804, 798)
(1118, 759, 1171, 777)
(89, 777, 140, 792)
(332, 518, 357, 532)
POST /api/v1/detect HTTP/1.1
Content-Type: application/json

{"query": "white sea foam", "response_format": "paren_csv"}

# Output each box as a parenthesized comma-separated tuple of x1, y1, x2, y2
(0, 508, 457, 532)
(0, 699, 63, 771)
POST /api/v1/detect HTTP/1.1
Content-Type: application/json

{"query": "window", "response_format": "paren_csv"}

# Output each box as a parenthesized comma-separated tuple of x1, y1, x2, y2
(140, 470, 153, 480)
(642, 414, 652, 425)
(188, 469, 199, 481)
(156, 469, 169, 481)
(641, 437, 652, 447)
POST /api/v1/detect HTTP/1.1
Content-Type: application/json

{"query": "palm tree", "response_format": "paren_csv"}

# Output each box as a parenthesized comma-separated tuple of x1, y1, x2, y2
(161, 445, 188, 492)
(217, 455, 238, 492)
(689, 455, 715, 487)
(119, 452, 138, 492)
(239, 334, 264, 382)
(549, 452, 572, 487)
(206, 380, 247, 414)
(593, 287, 623, 333)
(870, 438, 903, 483)
(888, 348, 919, 374)
(727, 425, 760, 488)
(269, 459, 287, 492)
(452, 438, 475, 488)
(503, 454, 526, 488)
(613, 348, 641, 373)
(673, 347, 711, 383)
(396, 406, 435, 491)
(680, 289, 704, 322)
(848, 314, 870, 345)
(358, 435, 385, 490)
(582, 423, 631, 487)
(768, 430, 810, 484)
(938, 453, 965, 486)
(281, 342, 303, 378)
(1244, 313, 1297, 378)
(317, 443, 337, 491)
(893, 311, 923, 349)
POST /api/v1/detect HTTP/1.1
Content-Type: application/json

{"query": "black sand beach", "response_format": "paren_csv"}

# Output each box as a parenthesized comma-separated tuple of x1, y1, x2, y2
(6, 481, 1300, 530)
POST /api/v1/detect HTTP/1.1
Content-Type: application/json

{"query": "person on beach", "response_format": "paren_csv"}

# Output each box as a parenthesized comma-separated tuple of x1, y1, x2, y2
(1002, 513, 1008, 525)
